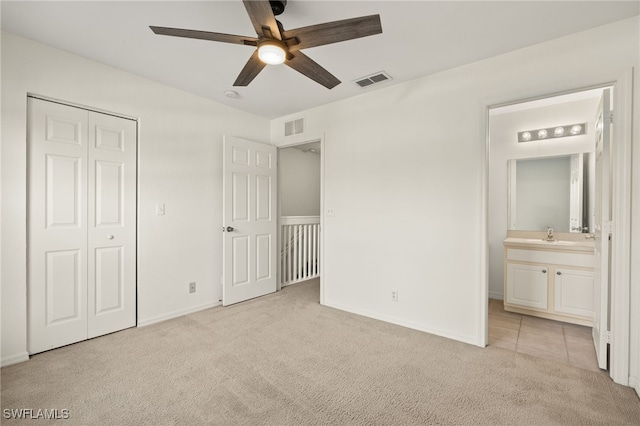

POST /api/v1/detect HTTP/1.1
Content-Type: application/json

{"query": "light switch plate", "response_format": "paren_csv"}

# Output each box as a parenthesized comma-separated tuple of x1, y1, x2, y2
(156, 203, 165, 215)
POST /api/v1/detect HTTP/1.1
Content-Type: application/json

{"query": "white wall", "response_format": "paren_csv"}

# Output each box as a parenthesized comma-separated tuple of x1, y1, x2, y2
(1, 32, 270, 366)
(488, 98, 598, 298)
(279, 148, 321, 216)
(271, 17, 640, 355)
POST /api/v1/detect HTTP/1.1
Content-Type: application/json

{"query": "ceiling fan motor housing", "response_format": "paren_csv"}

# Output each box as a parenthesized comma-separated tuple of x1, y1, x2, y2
(270, 0, 287, 16)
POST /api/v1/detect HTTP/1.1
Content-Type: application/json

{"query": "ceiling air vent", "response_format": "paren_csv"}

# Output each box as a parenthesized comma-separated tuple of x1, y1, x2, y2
(354, 71, 392, 88)
(285, 118, 304, 137)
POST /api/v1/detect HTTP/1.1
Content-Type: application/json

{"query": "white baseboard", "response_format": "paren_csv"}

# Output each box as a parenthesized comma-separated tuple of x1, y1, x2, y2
(322, 299, 480, 347)
(1, 352, 29, 368)
(488, 291, 504, 300)
(137, 301, 221, 327)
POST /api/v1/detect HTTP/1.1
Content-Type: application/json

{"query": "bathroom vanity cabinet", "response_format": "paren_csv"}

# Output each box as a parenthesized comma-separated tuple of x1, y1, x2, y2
(503, 237, 595, 326)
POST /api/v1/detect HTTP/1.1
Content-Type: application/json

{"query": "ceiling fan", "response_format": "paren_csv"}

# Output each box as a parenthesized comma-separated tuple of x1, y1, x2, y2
(150, 0, 382, 89)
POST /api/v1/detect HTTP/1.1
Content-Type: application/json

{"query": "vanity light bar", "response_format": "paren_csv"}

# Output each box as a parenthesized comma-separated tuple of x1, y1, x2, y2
(518, 123, 587, 143)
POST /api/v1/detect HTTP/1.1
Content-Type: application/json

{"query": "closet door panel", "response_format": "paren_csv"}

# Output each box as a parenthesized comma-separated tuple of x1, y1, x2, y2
(28, 98, 89, 354)
(87, 111, 137, 338)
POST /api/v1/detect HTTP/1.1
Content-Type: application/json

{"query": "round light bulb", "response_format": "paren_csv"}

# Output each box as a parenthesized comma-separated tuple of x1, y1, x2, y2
(538, 129, 548, 139)
(258, 42, 286, 65)
(554, 127, 565, 137)
(570, 124, 582, 135)
(521, 131, 532, 141)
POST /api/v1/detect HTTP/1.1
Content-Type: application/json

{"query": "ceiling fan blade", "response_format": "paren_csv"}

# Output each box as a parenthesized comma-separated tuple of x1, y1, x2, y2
(242, 0, 282, 40)
(286, 51, 340, 89)
(233, 50, 267, 86)
(283, 14, 382, 51)
(150, 26, 258, 46)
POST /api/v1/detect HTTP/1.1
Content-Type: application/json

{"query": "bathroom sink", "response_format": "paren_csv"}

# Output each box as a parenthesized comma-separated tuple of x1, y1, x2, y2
(539, 239, 575, 244)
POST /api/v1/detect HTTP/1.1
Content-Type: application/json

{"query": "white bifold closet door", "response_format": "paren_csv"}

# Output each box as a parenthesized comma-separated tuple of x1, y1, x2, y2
(28, 97, 137, 354)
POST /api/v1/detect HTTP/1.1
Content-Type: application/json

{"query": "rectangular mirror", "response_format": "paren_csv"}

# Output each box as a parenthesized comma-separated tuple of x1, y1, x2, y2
(508, 153, 594, 233)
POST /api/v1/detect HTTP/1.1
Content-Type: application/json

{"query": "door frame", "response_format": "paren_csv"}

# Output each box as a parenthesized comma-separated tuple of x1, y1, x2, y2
(481, 69, 633, 386)
(26, 93, 140, 330)
(275, 137, 325, 303)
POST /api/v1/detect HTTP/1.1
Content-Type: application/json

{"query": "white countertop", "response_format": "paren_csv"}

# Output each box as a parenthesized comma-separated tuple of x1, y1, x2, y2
(504, 237, 595, 252)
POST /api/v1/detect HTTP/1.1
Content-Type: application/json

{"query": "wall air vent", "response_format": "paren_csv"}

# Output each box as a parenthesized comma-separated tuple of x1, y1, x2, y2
(354, 71, 392, 88)
(285, 118, 304, 137)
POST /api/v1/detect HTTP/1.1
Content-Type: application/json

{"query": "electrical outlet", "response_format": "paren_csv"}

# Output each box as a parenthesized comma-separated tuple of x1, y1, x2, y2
(189, 282, 196, 293)
(326, 208, 335, 216)
(391, 289, 398, 302)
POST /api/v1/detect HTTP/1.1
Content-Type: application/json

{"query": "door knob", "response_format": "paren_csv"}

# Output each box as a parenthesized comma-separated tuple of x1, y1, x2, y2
(225, 226, 234, 232)
(557, 271, 562, 275)
(107, 235, 114, 240)
(542, 269, 547, 273)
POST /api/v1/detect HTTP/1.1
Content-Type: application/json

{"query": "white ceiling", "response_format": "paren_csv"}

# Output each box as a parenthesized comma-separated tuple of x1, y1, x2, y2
(490, 87, 607, 116)
(2, 1, 638, 119)
(288, 140, 321, 153)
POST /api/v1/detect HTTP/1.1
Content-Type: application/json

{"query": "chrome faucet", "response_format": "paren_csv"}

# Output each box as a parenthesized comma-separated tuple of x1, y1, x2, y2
(546, 227, 554, 241)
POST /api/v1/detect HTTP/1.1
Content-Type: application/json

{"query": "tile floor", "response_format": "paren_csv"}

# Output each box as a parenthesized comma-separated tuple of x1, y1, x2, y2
(488, 298, 602, 372)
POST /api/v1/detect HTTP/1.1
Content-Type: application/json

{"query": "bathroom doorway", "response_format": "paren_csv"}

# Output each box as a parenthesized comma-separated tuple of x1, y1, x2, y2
(486, 86, 612, 372)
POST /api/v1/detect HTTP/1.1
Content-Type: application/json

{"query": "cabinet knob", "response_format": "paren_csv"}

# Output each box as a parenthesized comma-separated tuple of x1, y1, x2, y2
(542, 269, 547, 273)
(557, 271, 562, 275)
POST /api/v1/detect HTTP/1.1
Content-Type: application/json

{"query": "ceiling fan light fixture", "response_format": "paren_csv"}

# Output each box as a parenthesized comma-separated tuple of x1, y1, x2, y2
(258, 41, 286, 65)
(151, 1, 383, 88)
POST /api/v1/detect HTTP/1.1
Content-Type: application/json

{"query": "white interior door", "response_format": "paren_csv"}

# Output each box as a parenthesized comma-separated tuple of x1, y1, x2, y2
(28, 99, 89, 353)
(28, 98, 137, 354)
(593, 88, 611, 370)
(87, 111, 137, 338)
(222, 135, 277, 306)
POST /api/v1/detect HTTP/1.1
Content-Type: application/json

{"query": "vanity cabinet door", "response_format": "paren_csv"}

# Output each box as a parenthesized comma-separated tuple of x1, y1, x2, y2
(506, 263, 548, 309)
(554, 268, 594, 318)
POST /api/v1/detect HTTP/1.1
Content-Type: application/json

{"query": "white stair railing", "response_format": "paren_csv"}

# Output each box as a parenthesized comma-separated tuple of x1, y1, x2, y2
(280, 216, 320, 286)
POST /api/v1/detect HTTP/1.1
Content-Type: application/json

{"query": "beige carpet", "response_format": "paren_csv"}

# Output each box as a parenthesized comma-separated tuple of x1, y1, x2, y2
(2, 279, 639, 425)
